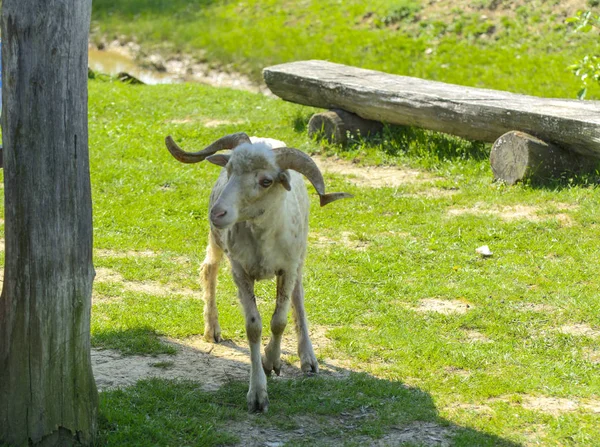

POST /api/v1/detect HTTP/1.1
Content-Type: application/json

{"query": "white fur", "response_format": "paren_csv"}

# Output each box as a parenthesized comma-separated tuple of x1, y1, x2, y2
(249, 136, 287, 149)
(200, 138, 318, 413)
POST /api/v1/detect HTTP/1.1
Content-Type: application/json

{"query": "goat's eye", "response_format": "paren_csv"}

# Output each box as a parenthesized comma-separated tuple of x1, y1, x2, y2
(259, 178, 273, 188)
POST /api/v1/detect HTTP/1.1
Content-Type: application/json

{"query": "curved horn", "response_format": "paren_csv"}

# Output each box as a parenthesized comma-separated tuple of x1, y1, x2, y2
(164, 132, 251, 164)
(273, 147, 353, 207)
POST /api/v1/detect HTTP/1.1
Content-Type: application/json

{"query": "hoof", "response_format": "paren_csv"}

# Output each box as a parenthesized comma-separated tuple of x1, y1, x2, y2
(262, 355, 281, 377)
(247, 389, 269, 413)
(300, 354, 319, 375)
(262, 351, 282, 377)
(203, 327, 222, 343)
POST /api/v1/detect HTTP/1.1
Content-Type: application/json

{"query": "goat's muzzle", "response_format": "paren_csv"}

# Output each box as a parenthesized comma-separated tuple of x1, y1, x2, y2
(210, 205, 236, 229)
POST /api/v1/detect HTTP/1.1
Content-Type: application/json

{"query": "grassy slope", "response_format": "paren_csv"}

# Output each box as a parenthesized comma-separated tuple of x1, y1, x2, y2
(90, 0, 600, 98)
(81, 79, 600, 445)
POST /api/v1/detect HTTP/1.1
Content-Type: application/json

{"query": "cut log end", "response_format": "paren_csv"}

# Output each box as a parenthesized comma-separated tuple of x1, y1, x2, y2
(308, 109, 383, 145)
(490, 131, 598, 185)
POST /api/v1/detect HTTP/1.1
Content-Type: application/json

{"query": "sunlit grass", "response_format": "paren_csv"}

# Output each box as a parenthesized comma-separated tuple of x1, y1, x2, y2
(90, 0, 600, 99)
(74, 79, 600, 445)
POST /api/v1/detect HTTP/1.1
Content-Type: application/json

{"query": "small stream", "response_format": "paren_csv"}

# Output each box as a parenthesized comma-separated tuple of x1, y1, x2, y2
(88, 47, 176, 85)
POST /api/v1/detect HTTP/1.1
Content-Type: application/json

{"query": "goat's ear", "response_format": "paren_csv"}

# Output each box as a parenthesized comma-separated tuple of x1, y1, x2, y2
(278, 170, 292, 191)
(206, 154, 230, 167)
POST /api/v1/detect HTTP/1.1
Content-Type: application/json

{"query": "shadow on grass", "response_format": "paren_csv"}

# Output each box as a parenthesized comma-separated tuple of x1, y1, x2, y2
(353, 125, 490, 164)
(301, 117, 491, 166)
(92, 0, 214, 19)
(522, 167, 600, 191)
(94, 336, 523, 447)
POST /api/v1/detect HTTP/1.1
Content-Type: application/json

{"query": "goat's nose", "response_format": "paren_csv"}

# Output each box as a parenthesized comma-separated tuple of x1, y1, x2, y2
(210, 207, 228, 221)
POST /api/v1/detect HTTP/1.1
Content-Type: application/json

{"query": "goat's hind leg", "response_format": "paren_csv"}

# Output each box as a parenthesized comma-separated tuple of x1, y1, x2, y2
(291, 274, 319, 374)
(262, 272, 295, 376)
(201, 231, 224, 343)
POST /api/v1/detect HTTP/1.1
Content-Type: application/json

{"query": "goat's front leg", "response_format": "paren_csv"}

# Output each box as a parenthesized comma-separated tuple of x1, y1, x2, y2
(262, 271, 296, 376)
(232, 262, 268, 413)
(291, 271, 319, 374)
(200, 231, 223, 342)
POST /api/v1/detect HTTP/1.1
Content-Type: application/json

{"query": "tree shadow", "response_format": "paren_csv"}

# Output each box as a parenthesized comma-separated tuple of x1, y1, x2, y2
(93, 335, 524, 446)
(92, 0, 215, 20)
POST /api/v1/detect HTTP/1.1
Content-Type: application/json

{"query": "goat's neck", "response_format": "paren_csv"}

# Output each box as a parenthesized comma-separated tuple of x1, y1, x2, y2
(247, 194, 290, 239)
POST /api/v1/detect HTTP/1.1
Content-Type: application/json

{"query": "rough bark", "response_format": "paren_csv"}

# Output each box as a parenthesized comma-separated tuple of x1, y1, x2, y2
(308, 109, 383, 145)
(490, 131, 598, 185)
(0, 1, 97, 445)
(263, 60, 600, 158)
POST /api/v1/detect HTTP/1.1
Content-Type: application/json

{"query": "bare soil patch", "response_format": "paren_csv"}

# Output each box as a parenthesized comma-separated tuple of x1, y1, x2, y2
(95, 248, 158, 258)
(402, 187, 460, 199)
(445, 402, 494, 414)
(415, 298, 472, 315)
(94, 267, 202, 300)
(164, 117, 245, 128)
(558, 323, 600, 338)
(444, 366, 471, 378)
(224, 415, 455, 447)
(310, 230, 370, 251)
(422, 0, 586, 20)
(522, 396, 600, 415)
(447, 203, 577, 225)
(314, 156, 438, 188)
(513, 302, 558, 313)
(92, 328, 343, 392)
(463, 330, 493, 344)
(584, 348, 600, 364)
(373, 422, 455, 447)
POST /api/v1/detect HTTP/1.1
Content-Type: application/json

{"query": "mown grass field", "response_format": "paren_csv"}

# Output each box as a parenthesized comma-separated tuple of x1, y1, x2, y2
(78, 78, 600, 446)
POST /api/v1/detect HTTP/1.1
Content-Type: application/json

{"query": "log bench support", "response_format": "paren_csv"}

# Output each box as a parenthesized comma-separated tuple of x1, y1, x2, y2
(308, 109, 383, 145)
(490, 131, 598, 184)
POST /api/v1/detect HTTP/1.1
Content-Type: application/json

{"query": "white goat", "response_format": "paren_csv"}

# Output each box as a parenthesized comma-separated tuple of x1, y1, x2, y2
(164, 133, 352, 412)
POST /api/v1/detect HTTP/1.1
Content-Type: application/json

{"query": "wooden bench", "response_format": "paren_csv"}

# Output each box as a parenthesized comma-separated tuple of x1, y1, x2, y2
(263, 60, 600, 184)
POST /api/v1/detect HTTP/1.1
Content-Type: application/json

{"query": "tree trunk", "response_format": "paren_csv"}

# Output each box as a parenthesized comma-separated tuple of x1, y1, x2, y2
(0, 1, 97, 445)
(490, 131, 598, 185)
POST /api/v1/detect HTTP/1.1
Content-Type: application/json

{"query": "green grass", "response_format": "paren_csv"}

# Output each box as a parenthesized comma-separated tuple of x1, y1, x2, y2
(67, 79, 600, 445)
(98, 374, 526, 446)
(90, 0, 600, 99)
(5, 3, 600, 441)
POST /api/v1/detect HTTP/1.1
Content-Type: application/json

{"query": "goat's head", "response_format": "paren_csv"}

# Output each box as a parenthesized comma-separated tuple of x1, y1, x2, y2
(165, 133, 353, 229)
